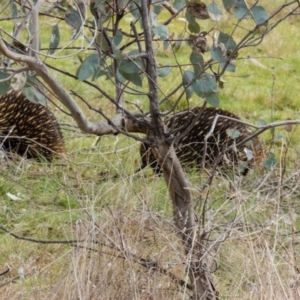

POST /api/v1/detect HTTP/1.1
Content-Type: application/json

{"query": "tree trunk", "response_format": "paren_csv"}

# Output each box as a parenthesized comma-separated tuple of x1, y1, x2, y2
(153, 139, 218, 299)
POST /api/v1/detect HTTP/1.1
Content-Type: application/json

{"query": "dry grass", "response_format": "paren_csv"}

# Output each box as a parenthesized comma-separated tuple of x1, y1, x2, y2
(1, 133, 300, 299)
(1, 1, 300, 299)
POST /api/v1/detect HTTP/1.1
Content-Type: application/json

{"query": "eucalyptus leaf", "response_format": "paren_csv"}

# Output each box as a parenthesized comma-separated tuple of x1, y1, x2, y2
(211, 46, 223, 62)
(205, 93, 219, 107)
(23, 75, 46, 106)
(172, 34, 183, 51)
(112, 29, 123, 46)
(76, 53, 100, 81)
(182, 70, 194, 87)
(163, 40, 170, 50)
(116, 69, 126, 84)
(9, 0, 18, 19)
(49, 24, 60, 55)
(274, 133, 285, 142)
(154, 5, 162, 15)
(234, 0, 250, 20)
(263, 152, 276, 169)
(0, 72, 11, 95)
(207, 3, 222, 21)
(223, 61, 236, 72)
(65, 10, 82, 29)
(251, 6, 268, 25)
(111, 42, 124, 60)
(222, 0, 234, 12)
(128, 1, 140, 20)
(193, 73, 217, 96)
(119, 60, 141, 75)
(118, 58, 143, 87)
(157, 65, 172, 77)
(153, 25, 169, 40)
(211, 32, 237, 72)
(150, 11, 158, 27)
(119, 72, 143, 87)
(186, 86, 194, 100)
(193, 73, 219, 106)
(257, 119, 267, 126)
(190, 51, 204, 76)
(218, 32, 236, 50)
(174, 0, 185, 10)
(226, 128, 241, 139)
(23, 87, 47, 106)
(186, 11, 201, 33)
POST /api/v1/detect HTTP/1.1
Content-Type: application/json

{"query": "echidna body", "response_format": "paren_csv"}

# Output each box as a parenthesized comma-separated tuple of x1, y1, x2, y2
(0, 91, 65, 160)
(140, 107, 264, 175)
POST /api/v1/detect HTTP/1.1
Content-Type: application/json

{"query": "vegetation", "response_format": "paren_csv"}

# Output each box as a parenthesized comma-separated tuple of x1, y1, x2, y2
(0, 0, 300, 299)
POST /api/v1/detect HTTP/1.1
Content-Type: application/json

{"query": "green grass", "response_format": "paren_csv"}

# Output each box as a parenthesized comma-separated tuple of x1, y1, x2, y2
(1, 1, 300, 299)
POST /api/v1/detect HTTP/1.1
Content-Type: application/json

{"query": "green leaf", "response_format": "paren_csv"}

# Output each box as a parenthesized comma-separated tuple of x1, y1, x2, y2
(24, 75, 45, 103)
(207, 3, 222, 21)
(185, 11, 200, 34)
(96, 32, 111, 52)
(118, 56, 143, 87)
(221, 59, 236, 72)
(153, 25, 169, 40)
(174, 0, 185, 10)
(65, 10, 82, 29)
(257, 119, 267, 126)
(190, 51, 204, 76)
(226, 128, 241, 139)
(150, 11, 158, 27)
(163, 40, 170, 50)
(157, 65, 172, 77)
(263, 152, 276, 169)
(182, 70, 194, 87)
(120, 72, 143, 87)
(154, 5, 162, 15)
(234, 0, 250, 20)
(218, 32, 236, 50)
(211, 32, 237, 72)
(112, 29, 123, 46)
(116, 69, 126, 84)
(119, 60, 141, 75)
(172, 34, 182, 51)
(111, 42, 124, 60)
(205, 93, 219, 107)
(23, 87, 47, 106)
(186, 86, 194, 100)
(128, 1, 140, 20)
(274, 133, 284, 142)
(222, 0, 234, 12)
(193, 73, 217, 96)
(49, 24, 60, 55)
(76, 53, 99, 81)
(183, 71, 195, 99)
(0, 72, 11, 95)
(193, 73, 219, 107)
(211, 46, 222, 62)
(251, 6, 268, 25)
(9, 0, 18, 19)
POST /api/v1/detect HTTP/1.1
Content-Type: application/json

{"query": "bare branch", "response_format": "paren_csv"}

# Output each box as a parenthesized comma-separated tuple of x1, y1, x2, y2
(0, 35, 117, 135)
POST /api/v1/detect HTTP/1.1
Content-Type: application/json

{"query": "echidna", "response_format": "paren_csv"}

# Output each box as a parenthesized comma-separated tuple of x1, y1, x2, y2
(0, 91, 65, 160)
(139, 107, 265, 176)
